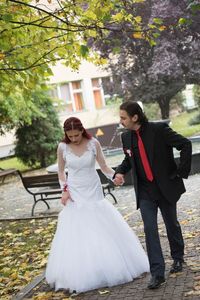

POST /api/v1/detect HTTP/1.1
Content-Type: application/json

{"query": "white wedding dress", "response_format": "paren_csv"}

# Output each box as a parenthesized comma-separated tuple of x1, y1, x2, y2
(45, 138, 149, 293)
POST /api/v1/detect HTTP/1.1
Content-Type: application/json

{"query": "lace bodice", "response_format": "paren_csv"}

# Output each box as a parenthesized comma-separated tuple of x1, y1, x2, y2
(57, 138, 114, 189)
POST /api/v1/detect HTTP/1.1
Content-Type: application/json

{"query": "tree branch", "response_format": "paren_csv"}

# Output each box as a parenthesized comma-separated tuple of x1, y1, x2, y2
(9, 0, 68, 25)
(7, 0, 131, 32)
(8, 20, 81, 32)
(0, 47, 62, 71)
(0, 57, 64, 71)
(3, 33, 68, 57)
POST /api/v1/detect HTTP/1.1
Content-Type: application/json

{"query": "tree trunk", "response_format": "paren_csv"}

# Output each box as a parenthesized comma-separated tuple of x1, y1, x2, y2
(158, 98, 170, 119)
(40, 154, 47, 168)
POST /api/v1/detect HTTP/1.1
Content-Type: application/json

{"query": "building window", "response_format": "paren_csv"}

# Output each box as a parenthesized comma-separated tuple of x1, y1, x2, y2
(59, 83, 73, 112)
(92, 78, 103, 109)
(49, 83, 73, 111)
(49, 85, 58, 99)
(60, 83, 71, 103)
(71, 80, 85, 111)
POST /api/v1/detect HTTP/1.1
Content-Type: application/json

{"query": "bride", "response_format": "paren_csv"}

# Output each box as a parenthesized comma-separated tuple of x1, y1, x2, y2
(45, 117, 149, 293)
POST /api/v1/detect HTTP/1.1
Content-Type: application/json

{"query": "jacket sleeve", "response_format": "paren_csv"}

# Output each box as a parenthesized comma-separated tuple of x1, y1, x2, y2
(163, 124, 192, 178)
(114, 133, 132, 176)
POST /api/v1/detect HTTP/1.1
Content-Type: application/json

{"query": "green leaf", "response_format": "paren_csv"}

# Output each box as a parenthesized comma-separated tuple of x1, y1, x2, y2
(153, 18, 163, 25)
(153, 32, 160, 38)
(189, 3, 200, 12)
(1, 14, 13, 22)
(80, 45, 89, 57)
(113, 47, 121, 54)
(149, 39, 157, 47)
(134, 16, 142, 23)
(178, 18, 187, 25)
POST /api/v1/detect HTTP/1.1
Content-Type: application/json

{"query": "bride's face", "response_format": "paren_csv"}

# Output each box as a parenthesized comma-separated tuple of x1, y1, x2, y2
(66, 129, 84, 145)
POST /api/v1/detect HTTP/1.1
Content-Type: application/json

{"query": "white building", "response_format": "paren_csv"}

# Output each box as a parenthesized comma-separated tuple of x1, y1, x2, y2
(49, 60, 112, 113)
(0, 61, 118, 159)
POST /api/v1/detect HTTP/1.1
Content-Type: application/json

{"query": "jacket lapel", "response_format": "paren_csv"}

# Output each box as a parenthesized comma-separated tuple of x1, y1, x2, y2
(124, 130, 132, 149)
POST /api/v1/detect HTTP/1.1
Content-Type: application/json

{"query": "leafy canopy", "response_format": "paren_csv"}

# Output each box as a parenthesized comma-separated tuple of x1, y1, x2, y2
(0, 0, 146, 131)
(0, 0, 199, 128)
(90, 0, 200, 119)
(0, 0, 150, 72)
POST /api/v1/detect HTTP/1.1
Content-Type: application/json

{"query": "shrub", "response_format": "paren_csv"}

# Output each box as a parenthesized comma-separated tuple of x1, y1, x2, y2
(15, 91, 63, 168)
(188, 113, 200, 126)
(143, 102, 161, 120)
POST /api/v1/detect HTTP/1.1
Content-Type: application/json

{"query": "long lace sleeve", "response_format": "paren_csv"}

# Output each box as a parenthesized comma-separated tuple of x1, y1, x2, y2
(57, 143, 67, 190)
(95, 139, 115, 180)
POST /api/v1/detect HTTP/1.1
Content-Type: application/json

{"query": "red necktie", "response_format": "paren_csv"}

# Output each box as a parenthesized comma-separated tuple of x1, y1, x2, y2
(136, 130, 154, 182)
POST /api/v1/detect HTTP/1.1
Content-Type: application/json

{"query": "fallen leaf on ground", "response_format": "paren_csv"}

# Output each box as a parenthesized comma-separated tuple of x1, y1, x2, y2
(98, 289, 110, 295)
(185, 290, 200, 296)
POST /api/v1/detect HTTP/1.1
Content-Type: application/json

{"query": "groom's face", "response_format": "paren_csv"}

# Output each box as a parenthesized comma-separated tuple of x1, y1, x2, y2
(120, 110, 139, 130)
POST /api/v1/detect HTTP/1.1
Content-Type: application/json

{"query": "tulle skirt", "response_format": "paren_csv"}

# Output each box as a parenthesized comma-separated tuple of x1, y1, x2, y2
(45, 199, 149, 293)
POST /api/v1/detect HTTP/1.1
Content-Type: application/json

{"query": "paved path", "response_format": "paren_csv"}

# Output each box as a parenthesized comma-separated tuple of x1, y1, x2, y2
(1, 173, 200, 299)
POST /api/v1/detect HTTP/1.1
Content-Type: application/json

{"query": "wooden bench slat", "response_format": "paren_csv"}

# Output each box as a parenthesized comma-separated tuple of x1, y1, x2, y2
(27, 183, 60, 189)
(22, 174, 58, 182)
(23, 179, 59, 185)
(32, 188, 61, 195)
(0, 168, 18, 184)
(0, 168, 17, 177)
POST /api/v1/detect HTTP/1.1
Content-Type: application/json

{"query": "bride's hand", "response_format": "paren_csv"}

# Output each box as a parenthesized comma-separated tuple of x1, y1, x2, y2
(61, 190, 71, 205)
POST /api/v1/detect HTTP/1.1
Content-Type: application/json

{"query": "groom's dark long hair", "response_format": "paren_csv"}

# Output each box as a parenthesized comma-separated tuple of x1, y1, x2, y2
(120, 101, 148, 125)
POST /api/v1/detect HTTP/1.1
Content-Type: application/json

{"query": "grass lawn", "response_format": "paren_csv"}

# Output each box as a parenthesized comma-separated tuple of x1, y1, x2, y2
(0, 157, 41, 173)
(170, 111, 200, 137)
(0, 157, 31, 172)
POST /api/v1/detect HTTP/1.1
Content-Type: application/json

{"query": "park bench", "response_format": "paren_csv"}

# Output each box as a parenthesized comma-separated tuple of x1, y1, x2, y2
(18, 170, 117, 216)
(0, 168, 19, 184)
(18, 171, 62, 216)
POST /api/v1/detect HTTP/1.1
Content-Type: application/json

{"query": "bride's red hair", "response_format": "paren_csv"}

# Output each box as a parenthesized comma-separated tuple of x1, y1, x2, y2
(62, 117, 92, 144)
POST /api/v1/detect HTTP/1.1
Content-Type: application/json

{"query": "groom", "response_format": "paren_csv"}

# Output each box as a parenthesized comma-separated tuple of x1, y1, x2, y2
(114, 101, 192, 289)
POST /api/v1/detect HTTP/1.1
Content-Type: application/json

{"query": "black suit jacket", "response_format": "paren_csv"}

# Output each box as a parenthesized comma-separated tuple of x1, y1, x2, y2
(115, 122, 192, 209)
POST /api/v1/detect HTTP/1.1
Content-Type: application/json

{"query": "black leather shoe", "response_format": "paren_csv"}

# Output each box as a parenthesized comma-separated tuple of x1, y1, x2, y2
(170, 260, 183, 273)
(147, 276, 165, 289)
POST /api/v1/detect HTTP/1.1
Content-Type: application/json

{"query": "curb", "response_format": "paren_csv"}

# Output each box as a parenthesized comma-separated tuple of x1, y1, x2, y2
(11, 273, 45, 300)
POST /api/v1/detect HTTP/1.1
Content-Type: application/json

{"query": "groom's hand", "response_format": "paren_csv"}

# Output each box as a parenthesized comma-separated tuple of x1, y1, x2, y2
(113, 173, 125, 186)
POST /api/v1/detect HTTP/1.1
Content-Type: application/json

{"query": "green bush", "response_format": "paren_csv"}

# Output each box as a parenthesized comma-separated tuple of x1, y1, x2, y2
(15, 90, 63, 168)
(143, 102, 161, 121)
(193, 85, 200, 107)
(188, 113, 200, 126)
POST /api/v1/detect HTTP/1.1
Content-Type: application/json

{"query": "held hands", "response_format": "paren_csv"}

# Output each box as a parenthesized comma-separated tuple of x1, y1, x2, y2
(113, 173, 125, 186)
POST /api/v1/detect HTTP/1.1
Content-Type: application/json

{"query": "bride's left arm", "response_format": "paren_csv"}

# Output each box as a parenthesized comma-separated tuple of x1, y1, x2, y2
(95, 139, 115, 180)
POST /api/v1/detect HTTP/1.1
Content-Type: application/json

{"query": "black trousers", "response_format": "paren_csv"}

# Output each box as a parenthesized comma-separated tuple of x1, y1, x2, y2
(139, 197, 184, 277)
